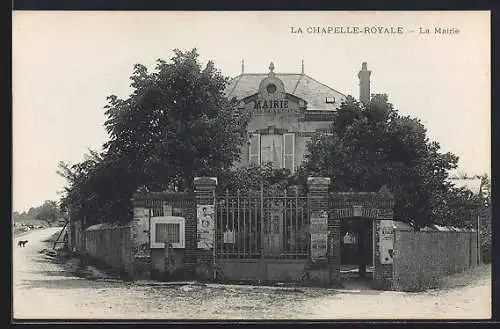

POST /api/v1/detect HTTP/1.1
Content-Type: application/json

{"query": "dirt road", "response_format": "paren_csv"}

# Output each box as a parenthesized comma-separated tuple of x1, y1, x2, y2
(13, 228, 491, 320)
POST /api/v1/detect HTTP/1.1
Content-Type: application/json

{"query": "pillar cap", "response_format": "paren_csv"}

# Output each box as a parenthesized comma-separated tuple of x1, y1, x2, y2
(193, 177, 218, 186)
(307, 177, 331, 186)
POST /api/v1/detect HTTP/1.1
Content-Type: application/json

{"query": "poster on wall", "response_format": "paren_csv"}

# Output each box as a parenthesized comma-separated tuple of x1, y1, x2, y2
(379, 220, 394, 264)
(310, 210, 328, 260)
(197, 205, 215, 249)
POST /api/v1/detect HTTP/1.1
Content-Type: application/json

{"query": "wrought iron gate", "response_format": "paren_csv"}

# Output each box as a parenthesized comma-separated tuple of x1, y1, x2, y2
(215, 188, 310, 261)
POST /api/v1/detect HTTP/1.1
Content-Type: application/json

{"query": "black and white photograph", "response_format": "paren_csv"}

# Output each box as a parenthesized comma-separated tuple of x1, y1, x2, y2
(12, 11, 491, 320)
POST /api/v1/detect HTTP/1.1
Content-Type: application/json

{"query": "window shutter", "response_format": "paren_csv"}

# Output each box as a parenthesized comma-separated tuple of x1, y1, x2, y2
(283, 133, 295, 172)
(248, 133, 261, 166)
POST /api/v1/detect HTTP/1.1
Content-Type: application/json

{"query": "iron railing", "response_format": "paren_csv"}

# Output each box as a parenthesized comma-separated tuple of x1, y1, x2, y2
(215, 189, 309, 260)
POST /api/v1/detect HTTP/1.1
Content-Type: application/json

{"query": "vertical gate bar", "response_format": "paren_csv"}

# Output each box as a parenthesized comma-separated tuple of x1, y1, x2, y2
(231, 193, 235, 257)
(284, 189, 287, 259)
(270, 191, 274, 258)
(283, 188, 292, 258)
(212, 189, 216, 280)
(301, 197, 305, 258)
(216, 197, 220, 258)
(268, 191, 271, 259)
(226, 189, 229, 259)
(251, 193, 254, 258)
(237, 189, 241, 259)
(260, 183, 264, 261)
(249, 193, 252, 257)
(284, 189, 288, 260)
(253, 192, 256, 258)
(255, 192, 258, 258)
(220, 197, 224, 259)
(293, 189, 299, 259)
(220, 199, 224, 258)
(242, 190, 246, 258)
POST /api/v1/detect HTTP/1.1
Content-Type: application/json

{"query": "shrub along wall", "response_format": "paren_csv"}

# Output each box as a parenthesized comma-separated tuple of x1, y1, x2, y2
(392, 230, 478, 291)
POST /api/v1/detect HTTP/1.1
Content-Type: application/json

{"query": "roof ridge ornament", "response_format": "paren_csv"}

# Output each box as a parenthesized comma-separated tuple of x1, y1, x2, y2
(269, 62, 275, 75)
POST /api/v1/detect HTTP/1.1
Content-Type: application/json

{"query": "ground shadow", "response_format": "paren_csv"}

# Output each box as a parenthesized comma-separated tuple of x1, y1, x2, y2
(16, 278, 125, 290)
(19, 270, 80, 278)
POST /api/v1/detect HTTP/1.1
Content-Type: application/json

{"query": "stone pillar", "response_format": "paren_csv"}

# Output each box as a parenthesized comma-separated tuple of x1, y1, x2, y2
(193, 177, 218, 281)
(307, 177, 339, 286)
(373, 208, 395, 290)
(130, 196, 152, 279)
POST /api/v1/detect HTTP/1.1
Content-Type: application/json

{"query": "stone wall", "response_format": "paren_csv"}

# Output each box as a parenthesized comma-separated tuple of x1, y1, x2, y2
(392, 230, 479, 291)
(85, 224, 134, 277)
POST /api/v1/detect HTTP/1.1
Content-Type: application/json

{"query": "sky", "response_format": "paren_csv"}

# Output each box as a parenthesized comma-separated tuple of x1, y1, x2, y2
(12, 11, 490, 212)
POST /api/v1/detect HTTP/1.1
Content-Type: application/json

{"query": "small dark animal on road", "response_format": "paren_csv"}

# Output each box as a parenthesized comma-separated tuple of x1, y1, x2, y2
(17, 240, 28, 247)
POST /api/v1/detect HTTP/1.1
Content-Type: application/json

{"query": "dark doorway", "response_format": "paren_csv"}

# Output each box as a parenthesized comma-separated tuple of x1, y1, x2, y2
(340, 218, 374, 281)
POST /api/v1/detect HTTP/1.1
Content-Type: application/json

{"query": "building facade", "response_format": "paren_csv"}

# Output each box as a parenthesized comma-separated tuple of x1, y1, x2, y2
(226, 61, 371, 172)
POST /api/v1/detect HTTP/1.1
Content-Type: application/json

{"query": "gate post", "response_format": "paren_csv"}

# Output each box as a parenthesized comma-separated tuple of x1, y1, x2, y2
(307, 177, 338, 286)
(194, 177, 218, 281)
(130, 194, 152, 280)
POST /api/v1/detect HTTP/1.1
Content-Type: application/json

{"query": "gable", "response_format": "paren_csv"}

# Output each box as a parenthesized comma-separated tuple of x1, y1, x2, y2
(225, 73, 346, 111)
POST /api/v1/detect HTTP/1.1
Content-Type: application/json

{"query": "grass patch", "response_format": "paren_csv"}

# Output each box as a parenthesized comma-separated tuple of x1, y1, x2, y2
(436, 264, 491, 290)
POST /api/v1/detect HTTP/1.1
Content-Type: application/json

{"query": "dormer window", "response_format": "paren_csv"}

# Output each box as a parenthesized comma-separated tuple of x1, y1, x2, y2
(325, 97, 336, 104)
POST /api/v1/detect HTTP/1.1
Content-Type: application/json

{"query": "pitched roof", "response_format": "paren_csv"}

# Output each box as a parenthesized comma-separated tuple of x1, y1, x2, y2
(225, 73, 347, 111)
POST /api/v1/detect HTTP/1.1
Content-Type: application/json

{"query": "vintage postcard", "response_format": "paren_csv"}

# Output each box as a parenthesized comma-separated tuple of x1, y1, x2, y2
(12, 11, 491, 320)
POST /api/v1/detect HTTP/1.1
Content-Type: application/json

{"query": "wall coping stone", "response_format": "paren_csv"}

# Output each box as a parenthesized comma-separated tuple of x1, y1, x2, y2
(132, 191, 196, 203)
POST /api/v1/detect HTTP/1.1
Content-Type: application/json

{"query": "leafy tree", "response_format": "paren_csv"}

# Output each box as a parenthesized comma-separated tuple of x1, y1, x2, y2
(35, 200, 60, 223)
(103, 48, 249, 190)
(12, 200, 61, 226)
(432, 186, 481, 228)
(303, 94, 459, 229)
(59, 49, 249, 226)
(218, 163, 304, 194)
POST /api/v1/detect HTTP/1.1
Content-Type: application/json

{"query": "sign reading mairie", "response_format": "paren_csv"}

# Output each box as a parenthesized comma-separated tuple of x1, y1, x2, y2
(254, 99, 289, 110)
(239, 62, 307, 116)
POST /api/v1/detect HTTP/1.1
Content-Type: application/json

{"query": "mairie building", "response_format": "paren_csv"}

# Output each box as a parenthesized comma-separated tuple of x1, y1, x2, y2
(225, 61, 372, 172)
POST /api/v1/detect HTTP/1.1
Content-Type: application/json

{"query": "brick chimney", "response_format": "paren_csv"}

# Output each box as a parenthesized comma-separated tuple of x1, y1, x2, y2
(358, 62, 371, 105)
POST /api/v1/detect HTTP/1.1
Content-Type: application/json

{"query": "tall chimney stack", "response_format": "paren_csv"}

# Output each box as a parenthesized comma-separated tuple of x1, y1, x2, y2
(358, 62, 371, 105)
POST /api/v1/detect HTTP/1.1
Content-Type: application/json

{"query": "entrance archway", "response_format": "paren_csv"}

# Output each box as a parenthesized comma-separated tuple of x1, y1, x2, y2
(340, 217, 374, 280)
(329, 188, 395, 290)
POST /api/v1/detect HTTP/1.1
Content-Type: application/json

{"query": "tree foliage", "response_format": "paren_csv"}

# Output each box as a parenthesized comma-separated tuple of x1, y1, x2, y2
(303, 94, 462, 229)
(478, 174, 492, 263)
(217, 162, 306, 194)
(13, 200, 61, 225)
(59, 49, 249, 226)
